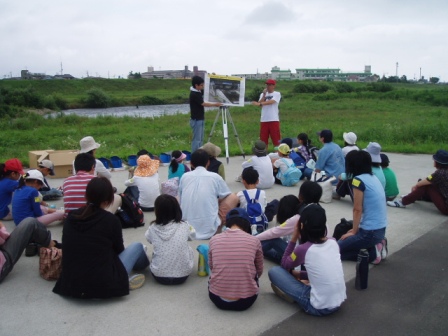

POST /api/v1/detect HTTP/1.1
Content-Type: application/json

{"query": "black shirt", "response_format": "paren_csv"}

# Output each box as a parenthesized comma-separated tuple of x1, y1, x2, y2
(189, 89, 205, 120)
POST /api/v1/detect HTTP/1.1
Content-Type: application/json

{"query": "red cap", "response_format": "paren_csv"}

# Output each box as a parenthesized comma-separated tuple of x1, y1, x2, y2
(265, 79, 276, 85)
(4, 158, 24, 174)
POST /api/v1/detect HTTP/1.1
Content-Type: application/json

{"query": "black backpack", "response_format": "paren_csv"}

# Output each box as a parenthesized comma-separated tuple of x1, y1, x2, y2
(116, 193, 145, 228)
(332, 218, 353, 241)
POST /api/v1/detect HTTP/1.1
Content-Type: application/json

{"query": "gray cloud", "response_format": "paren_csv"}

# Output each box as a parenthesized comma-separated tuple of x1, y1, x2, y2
(244, 1, 297, 26)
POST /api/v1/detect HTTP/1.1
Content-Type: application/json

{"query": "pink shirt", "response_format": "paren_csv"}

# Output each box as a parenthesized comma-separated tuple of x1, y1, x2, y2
(208, 229, 263, 299)
(256, 215, 300, 241)
(63, 172, 95, 216)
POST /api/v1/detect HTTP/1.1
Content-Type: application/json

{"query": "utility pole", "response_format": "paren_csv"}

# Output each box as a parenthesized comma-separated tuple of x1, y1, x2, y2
(60, 62, 63, 75)
(395, 62, 398, 78)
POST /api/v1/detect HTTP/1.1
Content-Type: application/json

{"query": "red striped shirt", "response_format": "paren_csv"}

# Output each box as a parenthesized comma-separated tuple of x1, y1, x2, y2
(63, 172, 94, 215)
(208, 229, 263, 299)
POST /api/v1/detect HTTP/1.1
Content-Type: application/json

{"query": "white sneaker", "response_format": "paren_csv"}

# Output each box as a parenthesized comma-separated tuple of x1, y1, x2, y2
(381, 238, 388, 260)
(129, 274, 145, 290)
(387, 200, 406, 208)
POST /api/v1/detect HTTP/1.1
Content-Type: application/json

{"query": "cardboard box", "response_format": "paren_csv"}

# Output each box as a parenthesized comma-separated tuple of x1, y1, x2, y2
(28, 149, 79, 178)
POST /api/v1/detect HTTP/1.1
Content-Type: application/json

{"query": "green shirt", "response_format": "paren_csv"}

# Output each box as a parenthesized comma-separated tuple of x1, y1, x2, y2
(383, 167, 399, 198)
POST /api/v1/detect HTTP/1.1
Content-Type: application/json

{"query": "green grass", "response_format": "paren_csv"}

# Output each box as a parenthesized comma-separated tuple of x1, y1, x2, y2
(1, 79, 448, 166)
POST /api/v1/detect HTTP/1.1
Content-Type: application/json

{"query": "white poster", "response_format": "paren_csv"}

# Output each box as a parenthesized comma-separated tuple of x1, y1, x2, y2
(204, 74, 246, 107)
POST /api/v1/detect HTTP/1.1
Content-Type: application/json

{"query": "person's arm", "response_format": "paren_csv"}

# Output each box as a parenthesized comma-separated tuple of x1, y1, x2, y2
(412, 177, 431, 192)
(202, 102, 223, 107)
(124, 178, 136, 187)
(144, 226, 153, 244)
(218, 164, 225, 180)
(111, 216, 125, 254)
(340, 188, 364, 240)
(0, 222, 10, 245)
(256, 215, 299, 241)
(254, 241, 264, 277)
(95, 159, 112, 179)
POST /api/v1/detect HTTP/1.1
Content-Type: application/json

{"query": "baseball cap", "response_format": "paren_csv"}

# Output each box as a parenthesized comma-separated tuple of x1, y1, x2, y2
(317, 129, 333, 142)
(4, 158, 24, 174)
(265, 79, 276, 85)
(39, 159, 55, 175)
(25, 169, 45, 183)
(278, 143, 291, 155)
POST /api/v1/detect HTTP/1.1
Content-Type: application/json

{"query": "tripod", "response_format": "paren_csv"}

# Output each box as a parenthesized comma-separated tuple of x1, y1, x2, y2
(207, 106, 245, 164)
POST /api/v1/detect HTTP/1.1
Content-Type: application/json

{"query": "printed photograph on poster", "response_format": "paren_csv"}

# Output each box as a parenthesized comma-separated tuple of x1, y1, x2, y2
(204, 74, 246, 107)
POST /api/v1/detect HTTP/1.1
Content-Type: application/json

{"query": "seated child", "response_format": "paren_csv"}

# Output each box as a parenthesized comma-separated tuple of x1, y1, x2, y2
(168, 150, 190, 180)
(237, 167, 278, 232)
(201, 142, 225, 180)
(37, 160, 63, 201)
(381, 154, 399, 201)
(273, 144, 300, 186)
(0, 159, 24, 221)
(257, 181, 323, 264)
(12, 170, 64, 226)
(124, 155, 160, 211)
(145, 194, 194, 285)
(208, 208, 263, 311)
(268, 204, 346, 316)
(341, 132, 359, 157)
(238, 140, 274, 189)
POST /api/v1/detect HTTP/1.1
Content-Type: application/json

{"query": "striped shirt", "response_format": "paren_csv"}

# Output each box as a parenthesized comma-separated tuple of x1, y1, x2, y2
(208, 229, 263, 299)
(63, 172, 94, 215)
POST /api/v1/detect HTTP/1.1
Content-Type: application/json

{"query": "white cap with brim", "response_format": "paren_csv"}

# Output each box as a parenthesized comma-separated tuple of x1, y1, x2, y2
(25, 169, 45, 183)
(39, 159, 55, 175)
(80, 136, 101, 153)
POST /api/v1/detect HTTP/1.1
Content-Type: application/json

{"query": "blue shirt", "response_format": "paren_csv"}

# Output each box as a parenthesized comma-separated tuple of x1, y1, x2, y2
(352, 174, 387, 231)
(12, 186, 43, 225)
(0, 178, 19, 218)
(168, 163, 186, 180)
(372, 166, 386, 190)
(315, 142, 345, 183)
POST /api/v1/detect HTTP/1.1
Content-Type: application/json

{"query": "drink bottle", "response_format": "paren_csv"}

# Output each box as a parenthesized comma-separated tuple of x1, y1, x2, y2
(355, 249, 369, 290)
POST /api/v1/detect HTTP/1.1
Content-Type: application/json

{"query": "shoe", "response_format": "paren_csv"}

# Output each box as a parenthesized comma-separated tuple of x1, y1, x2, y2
(332, 191, 341, 200)
(25, 243, 38, 257)
(381, 238, 388, 260)
(387, 200, 406, 208)
(271, 283, 295, 303)
(235, 175, 242, 182)
(129, 274, 145, 290)
(371, 243, 382, 265)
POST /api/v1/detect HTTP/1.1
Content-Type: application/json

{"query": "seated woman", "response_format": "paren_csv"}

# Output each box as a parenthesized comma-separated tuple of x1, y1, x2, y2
(257, 181, 322, 264)
(124, 154, 160, 211)
(268, 204, 346, 316)
(168, 150, 190, 180)
(53, 177, 150, 299)
(145, 194, 194, 285)
(208, 208, 263, 311)
(338, 150, 388, 265)
(0, 218, 54, 284)
(12, 170, 64, 226)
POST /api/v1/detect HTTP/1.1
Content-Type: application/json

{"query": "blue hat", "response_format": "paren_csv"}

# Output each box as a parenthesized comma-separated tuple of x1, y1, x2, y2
(433, 149, 448, 165)
(226, 208, 251, 224)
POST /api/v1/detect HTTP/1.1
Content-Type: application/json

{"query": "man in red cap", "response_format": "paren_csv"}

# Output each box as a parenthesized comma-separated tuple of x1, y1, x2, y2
(251, 79, 282, 149)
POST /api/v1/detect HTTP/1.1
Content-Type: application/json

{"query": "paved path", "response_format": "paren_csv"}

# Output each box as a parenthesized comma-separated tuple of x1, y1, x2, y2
(1, 153, 446, 336)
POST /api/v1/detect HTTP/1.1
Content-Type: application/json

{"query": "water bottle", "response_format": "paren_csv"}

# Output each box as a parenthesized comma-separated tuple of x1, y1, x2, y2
(355, 249, 369, 290)
(197, 254, 208, 276)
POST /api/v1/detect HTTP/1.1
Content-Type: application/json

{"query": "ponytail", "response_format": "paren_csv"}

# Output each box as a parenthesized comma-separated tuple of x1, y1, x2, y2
(169, 158, 179, 173)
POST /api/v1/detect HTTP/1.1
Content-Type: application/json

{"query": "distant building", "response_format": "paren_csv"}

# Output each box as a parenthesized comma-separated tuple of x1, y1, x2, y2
(141, 65, 206, 79)
(270, 66, 293, 80)
(18, 70, 76, 80)
(295, 65, 373, 82)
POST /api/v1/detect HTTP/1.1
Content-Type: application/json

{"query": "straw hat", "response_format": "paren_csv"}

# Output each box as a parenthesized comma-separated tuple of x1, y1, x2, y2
(201, 142, 221, 157)
(134, 155, 159, 177)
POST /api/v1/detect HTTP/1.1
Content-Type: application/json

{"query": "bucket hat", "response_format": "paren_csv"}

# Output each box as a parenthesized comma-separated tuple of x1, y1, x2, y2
(433, 149, 448, 165)
(80, 136, 101, 153)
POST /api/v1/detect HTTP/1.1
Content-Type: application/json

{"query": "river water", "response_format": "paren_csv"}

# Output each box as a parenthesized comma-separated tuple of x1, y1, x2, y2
(59, 104, 219, 118)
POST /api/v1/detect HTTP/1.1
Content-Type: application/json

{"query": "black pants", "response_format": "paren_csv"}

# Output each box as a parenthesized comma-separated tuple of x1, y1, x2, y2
(152, 272, 188, 285)
(209, 291, 258, 311)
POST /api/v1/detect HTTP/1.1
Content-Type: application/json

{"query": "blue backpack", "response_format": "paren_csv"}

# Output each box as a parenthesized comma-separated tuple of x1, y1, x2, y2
(243, 190, 268, 233)
(289, 150, 306, 169)
(277, 159, 302, 186)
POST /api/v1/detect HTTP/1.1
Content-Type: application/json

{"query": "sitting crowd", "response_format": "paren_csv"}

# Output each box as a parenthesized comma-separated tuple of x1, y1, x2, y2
(1, 131, 447, 317)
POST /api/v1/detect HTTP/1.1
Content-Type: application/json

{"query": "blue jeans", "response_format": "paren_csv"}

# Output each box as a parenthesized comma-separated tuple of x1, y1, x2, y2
(262, 238, 287, 264)
(303, 167, 313, 180)
(338, 227, 386, 262)
(190, 119, 204, 153)
(268, 266, 340, 316)
(118, 242, 150, 275)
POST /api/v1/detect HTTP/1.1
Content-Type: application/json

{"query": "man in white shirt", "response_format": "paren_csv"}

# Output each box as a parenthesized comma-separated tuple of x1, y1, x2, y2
(252, 79, 282, 149)
(179, 149, 238, 240)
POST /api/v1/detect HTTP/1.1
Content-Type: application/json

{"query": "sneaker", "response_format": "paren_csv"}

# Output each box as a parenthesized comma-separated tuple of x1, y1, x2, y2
(271, 283, 295, 303)
(371, 243, 382, 265)
(381, 238, 388, 260)
(25, 243, 38, 257)
(387, 200, 406, 208)
(235, 175, 242, 182)
(129, 274, 145, 290)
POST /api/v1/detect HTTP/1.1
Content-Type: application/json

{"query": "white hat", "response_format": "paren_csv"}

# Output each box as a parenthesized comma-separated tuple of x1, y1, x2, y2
(38, 159, 55, 176)
(364, 142, 382, 163)
(25, 169, 45, 183)
(80, 136, 101, 153)
(343, 132, 357, 145)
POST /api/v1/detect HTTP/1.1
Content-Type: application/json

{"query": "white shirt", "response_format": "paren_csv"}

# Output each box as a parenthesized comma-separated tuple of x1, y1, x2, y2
(274, 157, 294, 174)
(236, 189, 267, 213)
(124, 174, 160, 208)
(242, 156, 275, 189)
(178, 167, 232, 240)
(260, 91, 281, 122)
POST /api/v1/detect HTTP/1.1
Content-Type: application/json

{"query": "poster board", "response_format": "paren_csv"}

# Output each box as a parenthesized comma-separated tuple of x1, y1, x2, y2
(204, 74, 245, 107)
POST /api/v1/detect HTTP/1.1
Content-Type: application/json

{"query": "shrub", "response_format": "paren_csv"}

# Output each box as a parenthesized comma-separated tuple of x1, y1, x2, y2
(140, 96, 166, 105)
(333, 82, 354, 93)
(246, 86, 265, 101)
(293, 81, 330, 94)
(366, 82, 394, 92)
(84, 87, 111, 108)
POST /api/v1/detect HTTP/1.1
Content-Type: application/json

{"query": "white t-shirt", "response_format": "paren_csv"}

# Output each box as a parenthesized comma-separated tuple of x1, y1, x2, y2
(342, 145, 359, 157)
(237, 189, 267, 212)
(241, 156, 275, 189)
(124, 174, 160, 208)
(259, 91, 281, 122)
(274, 157, 294, 174)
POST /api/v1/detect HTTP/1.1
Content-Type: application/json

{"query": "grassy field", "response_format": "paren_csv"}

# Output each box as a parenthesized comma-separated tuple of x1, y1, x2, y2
(1, 79, 447, 166)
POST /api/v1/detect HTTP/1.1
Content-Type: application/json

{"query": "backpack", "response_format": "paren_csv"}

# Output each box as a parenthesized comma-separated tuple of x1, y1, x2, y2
(243, 190, 268, 233)
(289, 150, 306, 169)
(116, 193, 145, 228)
(332, 218, 353, 241)
(308, 146, 319, 162)
(277, 159, 302, 186)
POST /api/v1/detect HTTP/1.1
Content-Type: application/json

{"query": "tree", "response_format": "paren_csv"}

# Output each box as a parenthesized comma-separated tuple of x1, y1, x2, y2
(430, 77, 439, 84)
(400, 75, 407, 83)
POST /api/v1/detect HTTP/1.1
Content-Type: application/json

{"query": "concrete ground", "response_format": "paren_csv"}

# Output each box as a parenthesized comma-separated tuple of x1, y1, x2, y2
(1, 153, 447, 336)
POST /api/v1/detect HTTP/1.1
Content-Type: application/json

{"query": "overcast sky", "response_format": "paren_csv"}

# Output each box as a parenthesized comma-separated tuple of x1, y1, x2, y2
(1, 0, 446, 81)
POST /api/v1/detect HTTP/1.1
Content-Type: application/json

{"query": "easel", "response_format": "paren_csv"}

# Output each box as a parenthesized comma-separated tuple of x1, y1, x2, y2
(208, 106, 245, 164)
